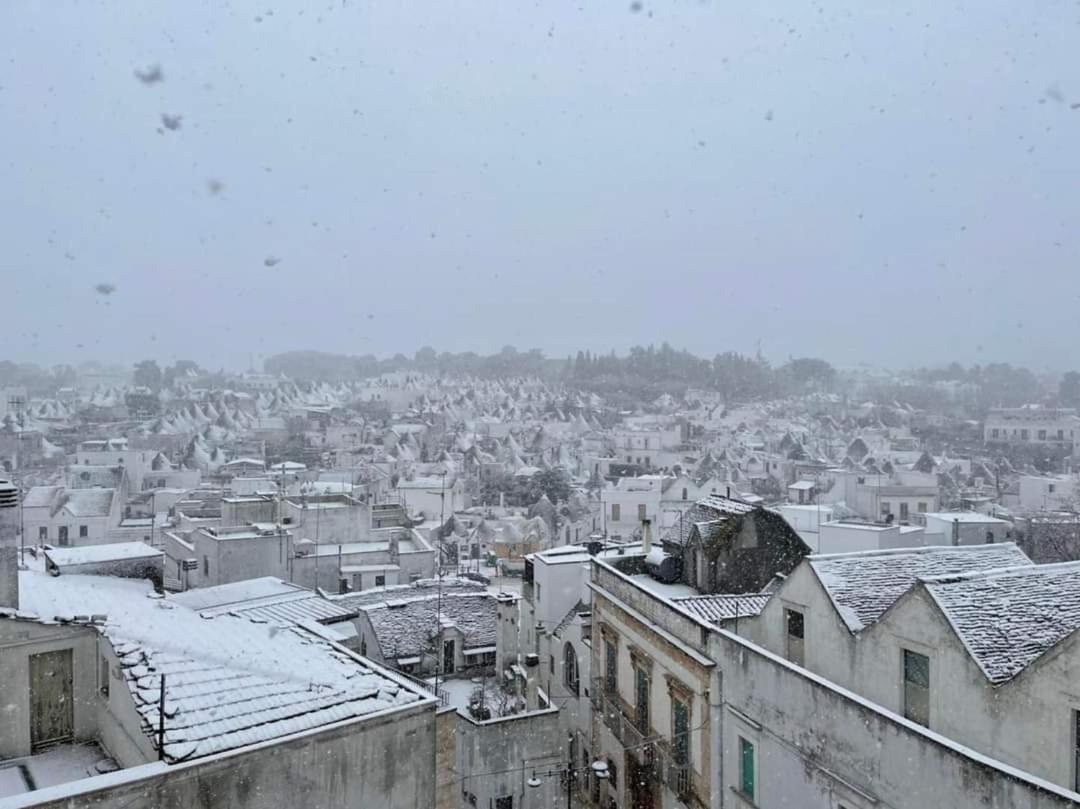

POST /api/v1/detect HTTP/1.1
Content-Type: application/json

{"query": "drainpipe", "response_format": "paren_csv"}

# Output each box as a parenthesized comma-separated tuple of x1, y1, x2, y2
(710, 665, 723, 809)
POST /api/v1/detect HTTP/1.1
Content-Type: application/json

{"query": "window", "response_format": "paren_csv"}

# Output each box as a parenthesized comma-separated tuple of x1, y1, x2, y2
(38, 526, 47, 541)
(1038, 429, 1047, 440)
(549, 654, 555, 675)
(991, 428, 999, 438)
(903, 649, 930, 726)
(1021, 429, 1030, 440)
(495, 796, 513, 809)
(374, 574, 385, 587)
(604, 638, 617, 693)
(535, 582, 541, 601)
(899, 502, 909, 522)
(672, 695, 690, 766)
(682, 487, 688, 500)
(1059, 429, 1066, 441)
(1074, 710, 1080, 792)
(785, 608, 805, 666)
(563, 643, 579, 695)
(634, 666, 650, 731)
(1049, 484, 1057, 494)
(738, 737, 756, 800)
(58, 526, 69, 546)
(918, 502, 928, 513)
(637, 504, 647, 521)
(79, 525, 88, 538)
(203, 555, 209, 576)
(611, 503, 620, 522)
(880, 502, 891, 518)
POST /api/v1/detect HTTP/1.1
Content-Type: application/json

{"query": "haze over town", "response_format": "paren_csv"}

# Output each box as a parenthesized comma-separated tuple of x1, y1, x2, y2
(4, 0, 1080, 370)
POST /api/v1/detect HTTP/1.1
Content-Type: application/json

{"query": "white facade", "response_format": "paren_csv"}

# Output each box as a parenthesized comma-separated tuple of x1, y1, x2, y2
(816, 519, 926, 554)
(985, 407, 1079, 447)
(601, 476, 666, 538)
(590, 556, 1080, 809)
(1019, 474, 1078, 511)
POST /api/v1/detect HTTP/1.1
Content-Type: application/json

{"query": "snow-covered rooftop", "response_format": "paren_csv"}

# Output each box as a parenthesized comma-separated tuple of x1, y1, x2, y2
(922, 561, 1080, 685)
(671, 593, 771, 624)
(44, 542, 162, 567)
(14, 571, 426, 762)
(809, 543, 1032, 633)
(362, 591, 497, 660)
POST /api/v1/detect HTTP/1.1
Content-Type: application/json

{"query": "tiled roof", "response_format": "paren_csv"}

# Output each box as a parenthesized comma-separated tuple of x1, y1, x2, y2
(60, 488, 115, 518)
(809, 543, 1032, 633)
(363, 592, 497, 660)
(660, 495, 755, 547)
(16, 572, 423, 762)
(22, 485, 63, 509)
(923, 562, 1080, 685)
(672, 593, 771, 624)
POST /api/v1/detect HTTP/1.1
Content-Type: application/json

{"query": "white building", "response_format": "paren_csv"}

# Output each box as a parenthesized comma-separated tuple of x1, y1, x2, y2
(1, 565, 438, 808)
(985, 406, 1080, 447)
(600, 475, 668, 538)
(588, 545, 1080, 809)
(1019, 474, 1079, 512)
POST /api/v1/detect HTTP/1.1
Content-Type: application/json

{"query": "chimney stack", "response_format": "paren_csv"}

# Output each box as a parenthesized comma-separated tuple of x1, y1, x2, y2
(0, 479, 20, 610)
(642, 518, 653, 555)
(524, 652, 540, 711)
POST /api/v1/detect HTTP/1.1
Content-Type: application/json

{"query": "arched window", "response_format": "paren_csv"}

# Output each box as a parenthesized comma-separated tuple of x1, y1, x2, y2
(563, 642, 580, 695)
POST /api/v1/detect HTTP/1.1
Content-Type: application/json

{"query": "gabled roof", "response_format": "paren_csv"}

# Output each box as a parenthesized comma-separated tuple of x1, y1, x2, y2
(60, 488, 115, 518)
(809, 543, 1032, 633)
(363, 592, 497, 660)
(922, 562, 1080, 685)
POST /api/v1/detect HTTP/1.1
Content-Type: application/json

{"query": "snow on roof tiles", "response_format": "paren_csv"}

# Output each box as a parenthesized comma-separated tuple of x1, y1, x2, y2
(672, 593, 771, 624)
(363, 592, 496, 660)
(809, 543, 1032, 633)
(61, 488, 115, 517)
(922, 562, 1080, 685)
(16, 571, 423, 762)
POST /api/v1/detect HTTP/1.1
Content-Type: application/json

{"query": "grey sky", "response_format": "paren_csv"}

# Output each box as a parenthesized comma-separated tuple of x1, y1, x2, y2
(3, 0, 1078, 372)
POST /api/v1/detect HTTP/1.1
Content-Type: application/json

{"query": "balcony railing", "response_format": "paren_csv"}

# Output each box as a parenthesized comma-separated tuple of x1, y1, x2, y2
(593, 682, 657, 769)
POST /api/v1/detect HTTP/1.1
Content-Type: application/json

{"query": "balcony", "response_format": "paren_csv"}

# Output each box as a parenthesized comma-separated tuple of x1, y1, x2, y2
(592, 682, 657, 769)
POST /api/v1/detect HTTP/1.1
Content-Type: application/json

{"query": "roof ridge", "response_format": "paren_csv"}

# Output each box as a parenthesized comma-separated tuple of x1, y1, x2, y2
(810, 542, 1020, 562)
(921, 560, 1080, 586)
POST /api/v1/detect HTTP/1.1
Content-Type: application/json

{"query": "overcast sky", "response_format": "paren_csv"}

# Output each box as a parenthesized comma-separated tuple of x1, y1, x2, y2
(3, 0, 1079, 372)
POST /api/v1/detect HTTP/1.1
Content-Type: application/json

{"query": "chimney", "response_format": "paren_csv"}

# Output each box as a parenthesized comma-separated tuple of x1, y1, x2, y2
(495, 592, 520, 674)
(524, 652, 539, 711)
(0, 479, 20, 610)
(642, 518, 652, 555)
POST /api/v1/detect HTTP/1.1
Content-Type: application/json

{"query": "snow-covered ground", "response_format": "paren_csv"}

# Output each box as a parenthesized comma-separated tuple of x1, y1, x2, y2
(0, 743, 116, 799)
(427, 675, 522, 719)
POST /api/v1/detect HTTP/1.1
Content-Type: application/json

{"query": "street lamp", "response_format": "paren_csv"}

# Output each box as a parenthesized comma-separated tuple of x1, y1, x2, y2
(526, 760, 608, 808)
